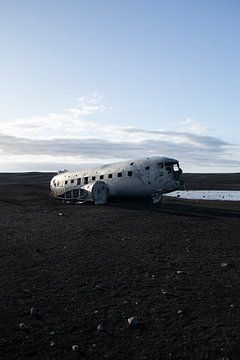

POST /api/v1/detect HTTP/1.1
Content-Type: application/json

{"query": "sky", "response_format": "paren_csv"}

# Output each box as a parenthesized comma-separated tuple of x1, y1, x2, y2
(0, 0, 240, 173)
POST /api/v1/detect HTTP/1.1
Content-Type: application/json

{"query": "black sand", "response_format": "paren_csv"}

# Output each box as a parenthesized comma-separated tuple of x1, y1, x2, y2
(0, 172, 240, 360)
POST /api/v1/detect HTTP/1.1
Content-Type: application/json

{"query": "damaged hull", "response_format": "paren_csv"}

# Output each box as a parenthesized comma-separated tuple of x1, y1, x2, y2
(50, 156, 184, 204)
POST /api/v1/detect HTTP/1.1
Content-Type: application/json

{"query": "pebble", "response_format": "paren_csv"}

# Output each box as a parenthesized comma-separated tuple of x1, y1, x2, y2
(30, 307, 35, 315)
(128, 317, 140, 327)
(97, 324, 104, 332)
(72, 345, 79, 351)
(221, 262, 228, 267)
(177, 310, 183, 315)
(19, 323, 27, 330)
(50, 341, 55, 347)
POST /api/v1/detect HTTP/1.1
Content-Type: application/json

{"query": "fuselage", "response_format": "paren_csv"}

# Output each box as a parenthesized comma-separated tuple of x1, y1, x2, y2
(50, 156, 184, 201)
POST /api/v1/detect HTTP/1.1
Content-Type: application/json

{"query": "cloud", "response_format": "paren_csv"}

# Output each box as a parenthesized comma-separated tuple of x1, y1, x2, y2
(0, 94, 109, 139)
(67, 95, 111, 117)
(0, 95, 239, 172)
(0, 130, 238, 172)
(120, 128, 228, 149)
(178, 118, 211, 135)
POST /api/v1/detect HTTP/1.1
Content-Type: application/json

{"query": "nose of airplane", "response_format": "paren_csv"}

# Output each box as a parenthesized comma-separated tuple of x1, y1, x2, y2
(50, 177, 55, 190)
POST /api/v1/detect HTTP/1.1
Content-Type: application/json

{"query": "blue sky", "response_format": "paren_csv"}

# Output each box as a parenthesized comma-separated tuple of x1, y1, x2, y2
(0, 0, 239, 172)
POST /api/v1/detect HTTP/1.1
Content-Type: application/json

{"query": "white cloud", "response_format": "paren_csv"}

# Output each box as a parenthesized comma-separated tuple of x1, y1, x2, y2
(67, 95, 111, 117)
(0, 95, 239, 172)
(0, 94, 109, 139)
(178, 118, 211, 135)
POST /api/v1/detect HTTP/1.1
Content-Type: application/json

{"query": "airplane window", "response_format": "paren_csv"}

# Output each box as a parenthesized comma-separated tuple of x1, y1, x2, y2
(128, 171, 133, 176)
(117, 172, 122, 177)
(92, 176, 96, 181)
(145, 166, 150, 170)
(100, 175, 104, 179)
(108, 174, 113, 178)
(71, 179, 74, 183)
(84, 177, 88, 184)
(173, 163, 179, 171)
(130, 162, 134, 166)
(65, 180, 68, 185)
(77, 178, 81, 185)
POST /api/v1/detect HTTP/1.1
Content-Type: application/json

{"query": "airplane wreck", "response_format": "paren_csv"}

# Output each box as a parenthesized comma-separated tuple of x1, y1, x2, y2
(50, 156, 184, 205)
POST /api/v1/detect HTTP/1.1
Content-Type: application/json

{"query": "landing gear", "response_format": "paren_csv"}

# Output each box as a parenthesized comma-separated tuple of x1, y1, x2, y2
(151, 192, 164, 207)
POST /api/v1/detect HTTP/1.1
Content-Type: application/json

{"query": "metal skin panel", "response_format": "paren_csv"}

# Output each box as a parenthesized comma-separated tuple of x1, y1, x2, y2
(50, 156, 184, 202)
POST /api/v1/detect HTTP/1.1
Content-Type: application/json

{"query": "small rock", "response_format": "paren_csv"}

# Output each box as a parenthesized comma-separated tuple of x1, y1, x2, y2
(30, 307, 35, 315)
(177, 310, 183, 315)
(58, 212, 63, 216)
(19, 323, 27, 330)
(30, 308, 44, 321)
(176, 271, 183, 274)
(97, 324, 104, 332)
(221, 262, 228, 267)
(128, 317, 140, 328)
(95, 283, 105, 290)
(72, 345, 79, 352)
(50, 341, 55, 347)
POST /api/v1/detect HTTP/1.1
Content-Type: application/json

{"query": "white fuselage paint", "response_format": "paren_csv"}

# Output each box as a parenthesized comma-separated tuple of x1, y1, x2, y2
(50, 156, 184, 201)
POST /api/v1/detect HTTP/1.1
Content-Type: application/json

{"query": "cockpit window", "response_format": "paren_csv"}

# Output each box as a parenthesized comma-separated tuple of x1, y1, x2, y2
(165, 162, 173, 173)
(173, 163, 179, 172)
(164, 162, 179, 173)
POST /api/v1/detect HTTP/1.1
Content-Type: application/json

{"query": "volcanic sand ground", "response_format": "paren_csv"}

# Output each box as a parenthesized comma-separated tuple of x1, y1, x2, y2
(0, 173, 240, 360)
